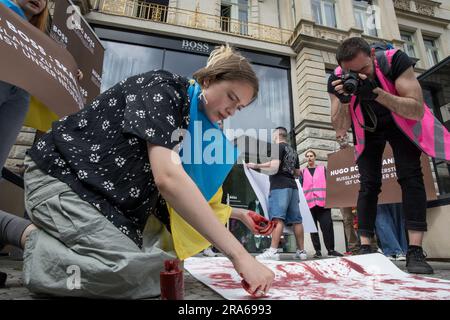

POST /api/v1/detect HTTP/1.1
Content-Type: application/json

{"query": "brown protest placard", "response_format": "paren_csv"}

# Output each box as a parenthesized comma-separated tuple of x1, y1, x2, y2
(0, 3, 83, 117)
(325, 144, 437, 208)
(50, 0, 104, 105)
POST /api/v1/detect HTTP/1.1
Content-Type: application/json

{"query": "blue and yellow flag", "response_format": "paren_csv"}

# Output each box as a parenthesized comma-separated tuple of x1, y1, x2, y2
(167, 80, 239, 259)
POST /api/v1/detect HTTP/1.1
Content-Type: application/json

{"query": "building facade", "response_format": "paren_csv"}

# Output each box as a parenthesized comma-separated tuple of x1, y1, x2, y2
(4, 0, 450, 253)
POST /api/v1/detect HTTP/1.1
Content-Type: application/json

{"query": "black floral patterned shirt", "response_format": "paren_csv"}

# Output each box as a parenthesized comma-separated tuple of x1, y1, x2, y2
(28, 70, 191, 247)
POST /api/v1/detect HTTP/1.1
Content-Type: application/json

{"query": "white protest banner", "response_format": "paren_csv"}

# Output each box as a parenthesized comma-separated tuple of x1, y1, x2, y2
(243, 161, 317, 233)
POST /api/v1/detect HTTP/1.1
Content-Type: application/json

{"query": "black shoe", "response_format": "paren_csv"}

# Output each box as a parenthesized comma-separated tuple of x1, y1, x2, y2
(313, 251, 322, 258)
(328, 250, 343, 257)
(406, 246, 434, 275)
(0, 271, 7, 288)
(356, 245, 373, 255)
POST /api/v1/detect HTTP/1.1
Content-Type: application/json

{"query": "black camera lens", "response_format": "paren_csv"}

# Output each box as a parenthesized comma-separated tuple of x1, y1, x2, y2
(343, 79, 359, 94)
(341, 72, 360, 95)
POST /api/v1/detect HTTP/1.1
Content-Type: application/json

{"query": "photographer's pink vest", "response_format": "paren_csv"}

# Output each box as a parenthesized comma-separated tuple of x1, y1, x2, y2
(334, 49, 450, 160)
(302, 166, 326, 208)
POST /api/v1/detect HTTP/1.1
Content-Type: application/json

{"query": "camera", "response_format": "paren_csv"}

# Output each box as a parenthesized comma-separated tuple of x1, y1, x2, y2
(341, 71, 360, 95)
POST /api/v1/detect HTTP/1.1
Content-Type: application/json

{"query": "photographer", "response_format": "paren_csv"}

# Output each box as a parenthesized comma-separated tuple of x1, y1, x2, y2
(328, 37, 450, 274)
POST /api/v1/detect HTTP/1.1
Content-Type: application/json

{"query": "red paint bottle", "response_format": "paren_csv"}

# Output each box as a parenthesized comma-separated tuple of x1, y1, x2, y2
(160, 259, 184, 300)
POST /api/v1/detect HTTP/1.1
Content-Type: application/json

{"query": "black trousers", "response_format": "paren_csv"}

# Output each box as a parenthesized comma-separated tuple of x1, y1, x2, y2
(356, 114, 427, 238)
(310, 206, 335, 252)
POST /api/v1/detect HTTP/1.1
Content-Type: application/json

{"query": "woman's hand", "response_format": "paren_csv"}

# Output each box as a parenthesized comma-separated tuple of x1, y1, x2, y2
(246, 162, 258, 169)
(148, 145, 274, 297)
(232, 254, 275, 297)
(240, 211, 276, 235)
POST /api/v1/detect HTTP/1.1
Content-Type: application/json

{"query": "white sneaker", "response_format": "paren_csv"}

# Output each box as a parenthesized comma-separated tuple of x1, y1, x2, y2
(256, 248, 280, 261)
(202, 247, 218, 257)
(396, 254, 406, 261)
(294, 249, 308, 260)
(388, 255, 396, 261)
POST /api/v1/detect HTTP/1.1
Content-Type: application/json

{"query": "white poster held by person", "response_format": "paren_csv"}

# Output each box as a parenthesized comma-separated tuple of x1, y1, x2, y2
(242, 161, 317, 233)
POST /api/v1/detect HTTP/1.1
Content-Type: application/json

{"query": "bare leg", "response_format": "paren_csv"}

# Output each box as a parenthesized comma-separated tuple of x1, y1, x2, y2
(408, 230, 424, 246)
(270, 219, 284, 249)
(293, 223, 304, 251)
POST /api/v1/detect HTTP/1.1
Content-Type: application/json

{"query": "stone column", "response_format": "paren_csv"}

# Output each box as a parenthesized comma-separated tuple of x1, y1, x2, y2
(294, 47, 339, 166)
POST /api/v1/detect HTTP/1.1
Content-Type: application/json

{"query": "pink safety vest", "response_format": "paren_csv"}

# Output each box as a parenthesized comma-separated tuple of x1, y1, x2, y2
(334, 49, 450, 160)
(302, 165, 327, 208)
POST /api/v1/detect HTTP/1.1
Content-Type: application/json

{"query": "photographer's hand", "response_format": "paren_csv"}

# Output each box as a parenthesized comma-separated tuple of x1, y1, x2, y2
(357, 74, 379, 101)
(331, 79, 352, 104)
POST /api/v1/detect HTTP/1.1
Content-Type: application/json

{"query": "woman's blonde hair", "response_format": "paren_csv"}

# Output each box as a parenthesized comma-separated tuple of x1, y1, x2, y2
(193, 44, 259, 99)
(15, 0, 49, 32)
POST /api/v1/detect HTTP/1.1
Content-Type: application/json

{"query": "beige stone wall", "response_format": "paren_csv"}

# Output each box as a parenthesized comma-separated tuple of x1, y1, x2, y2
(4, 127, 36, 175)
(294, 47, 339, 167)
(435, 0, 450, 19)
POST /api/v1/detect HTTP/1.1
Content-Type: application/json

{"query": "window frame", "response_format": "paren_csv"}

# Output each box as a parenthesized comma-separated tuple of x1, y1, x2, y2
(353, 0, 378, 36)
(423, 36, 440, 67)
(220, 0, 249, 35)
(400, 31, 417, 58)
(312, 0, 337, 28)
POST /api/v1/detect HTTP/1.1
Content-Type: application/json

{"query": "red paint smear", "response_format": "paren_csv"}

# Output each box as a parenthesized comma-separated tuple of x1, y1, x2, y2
(403, 287, 440, 293)
(209, 273, 241, 289)
(302, 264, 336, 283)
(272, 264, 308, 289)
(380, 279, 405, 285)
(341, 258, 369, 275)
(272, 262, 336, 290)
(210, 273, 232, 280)
(411, 275, 445, 284)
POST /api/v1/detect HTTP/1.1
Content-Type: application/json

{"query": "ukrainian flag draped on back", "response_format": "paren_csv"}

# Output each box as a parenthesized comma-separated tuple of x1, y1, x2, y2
(167, 80, 239, 259)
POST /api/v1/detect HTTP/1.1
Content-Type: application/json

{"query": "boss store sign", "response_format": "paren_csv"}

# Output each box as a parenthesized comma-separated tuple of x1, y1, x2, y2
(180, 39, 212, 54)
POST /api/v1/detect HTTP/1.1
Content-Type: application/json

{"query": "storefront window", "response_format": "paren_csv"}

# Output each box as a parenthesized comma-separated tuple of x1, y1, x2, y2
(162, 51, 208, 78)
(100, 40, 164, 92)
(225, 64, 291, 142)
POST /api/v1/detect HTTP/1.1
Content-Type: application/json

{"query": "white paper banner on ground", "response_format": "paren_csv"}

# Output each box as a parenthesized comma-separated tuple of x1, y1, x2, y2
(185, 255, 450, 300)
(242, 161, 317, 233)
